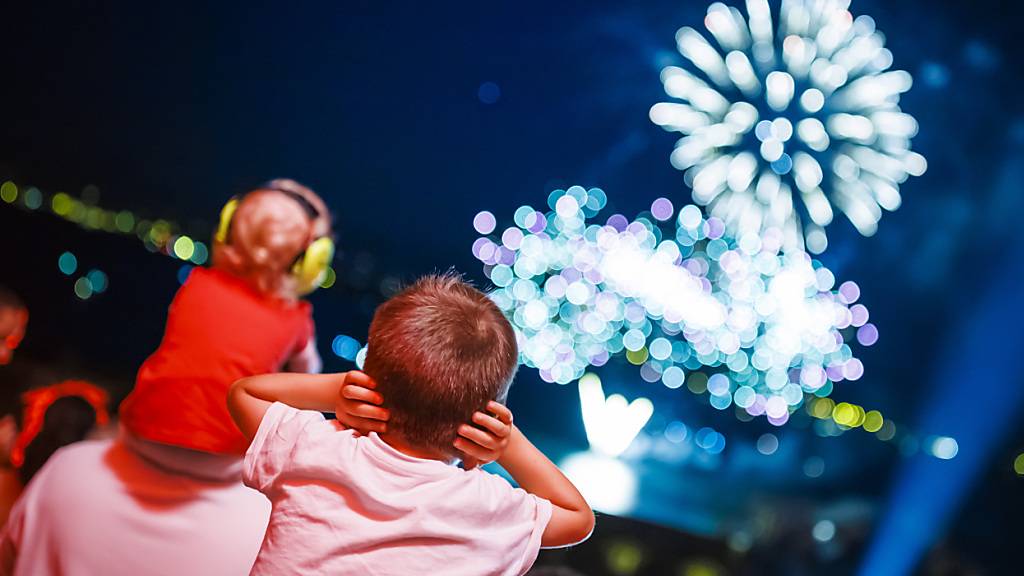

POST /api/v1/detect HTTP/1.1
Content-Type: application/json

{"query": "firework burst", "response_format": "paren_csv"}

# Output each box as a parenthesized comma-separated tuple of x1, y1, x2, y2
(650, 0, 926, 253)
(473, 187, 877, 425)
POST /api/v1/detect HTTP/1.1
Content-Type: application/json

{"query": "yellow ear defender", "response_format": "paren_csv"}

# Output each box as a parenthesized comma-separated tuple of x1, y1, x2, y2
(215, 198, 240, 244)
(214, 186, 334, 295)
(292, 236, 335, 295)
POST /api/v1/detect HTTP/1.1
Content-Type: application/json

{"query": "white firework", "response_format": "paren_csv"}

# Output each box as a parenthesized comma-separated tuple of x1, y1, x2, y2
(650, 0, 927, 253)
(473, 188, 878, 426)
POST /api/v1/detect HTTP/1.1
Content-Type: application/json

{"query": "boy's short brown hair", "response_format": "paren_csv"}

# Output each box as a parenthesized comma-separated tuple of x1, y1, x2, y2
(363, 273, 518, 458)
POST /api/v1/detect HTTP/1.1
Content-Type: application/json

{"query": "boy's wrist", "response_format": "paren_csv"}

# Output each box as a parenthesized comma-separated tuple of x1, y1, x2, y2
(496, 425, 526, 466)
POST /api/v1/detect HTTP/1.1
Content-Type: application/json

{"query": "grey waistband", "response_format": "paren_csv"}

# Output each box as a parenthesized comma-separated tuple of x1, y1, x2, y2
(120, 428, 244, 483)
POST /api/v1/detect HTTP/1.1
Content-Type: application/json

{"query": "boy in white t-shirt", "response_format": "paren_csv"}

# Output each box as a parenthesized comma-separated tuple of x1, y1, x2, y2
(228, 274, 594, 575)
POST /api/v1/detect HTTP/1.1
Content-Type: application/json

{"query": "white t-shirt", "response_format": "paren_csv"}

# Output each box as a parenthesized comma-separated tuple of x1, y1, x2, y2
(243, 402, 552, 576)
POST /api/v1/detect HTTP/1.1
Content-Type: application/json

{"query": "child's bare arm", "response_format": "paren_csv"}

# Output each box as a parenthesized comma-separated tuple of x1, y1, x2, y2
(228, 372, 349, 440)
(495, 414, 595, 548)
(230, 370, 513, 467)
(285, 337, 323, 374)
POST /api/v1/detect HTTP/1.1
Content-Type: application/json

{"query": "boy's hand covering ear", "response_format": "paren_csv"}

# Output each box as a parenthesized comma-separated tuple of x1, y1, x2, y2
(337, 373, 515, 469)
(335, 371, 389, 435)
(455, 402, 514, 470)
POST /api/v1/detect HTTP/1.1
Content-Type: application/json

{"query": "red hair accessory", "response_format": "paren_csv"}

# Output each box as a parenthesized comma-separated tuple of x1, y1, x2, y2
(10, 380, 110, 468)
(1, 309, 28, 366)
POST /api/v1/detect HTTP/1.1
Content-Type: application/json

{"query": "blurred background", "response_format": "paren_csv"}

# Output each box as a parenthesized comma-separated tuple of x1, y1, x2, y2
(1, 1, 1022, 574)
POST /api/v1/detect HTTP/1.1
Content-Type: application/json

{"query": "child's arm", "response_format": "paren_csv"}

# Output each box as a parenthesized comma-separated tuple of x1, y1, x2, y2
(230, 370, 515, 467)
(491, 407, 595, 548)
(285, 336, 323, 374)
(228, 372, 349, 440)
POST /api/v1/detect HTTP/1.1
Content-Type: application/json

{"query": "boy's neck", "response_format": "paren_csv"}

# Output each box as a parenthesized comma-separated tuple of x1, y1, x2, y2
(377, 431, 454, 464)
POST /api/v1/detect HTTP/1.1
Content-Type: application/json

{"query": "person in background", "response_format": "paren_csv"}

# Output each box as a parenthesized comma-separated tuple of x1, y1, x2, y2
(0, 287, 29, 526)
(0, 288, 27, 368)
(0, 289, 107, 526)
(228, 274, 594, 575)
(0, 381, 108, 526)
(2, 180, 334, 574)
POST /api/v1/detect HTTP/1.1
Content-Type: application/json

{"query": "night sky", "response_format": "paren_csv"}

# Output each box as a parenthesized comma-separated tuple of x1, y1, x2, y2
(2, 1, 1023, 571)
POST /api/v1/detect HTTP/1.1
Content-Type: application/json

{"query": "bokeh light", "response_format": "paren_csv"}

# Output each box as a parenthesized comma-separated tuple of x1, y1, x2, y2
(0, 181, 17, 204)
(756, 432, 779, 455)
(1014, 453, 1024, 476)
(86, 269, 109, 294)
(804, 456, 825, 478)
(115, 210, 135, 233)
(173, 236, 196, 261)
(651, 0, 926, 253)
(606, 541, 643, 576)
(320, 266, 337, 289)
(682, 560, 723, 576)
(177, 265, 194, 285)
(695, 427, 727, 454)
(331, 334, 362, 362)
(57, 251, 78, 276)
(23, 187, 42, 210)
(664, 420, 688, 443)
(190, 241, 209, 265)
(475, 186, 876, 425)
(477, 81, 501, 104)
(862, 410, 884, 432)
(473, 210, 496, 234)
(812, 519, 836, 542)
(73, 277, 93, 300)
(928, 436, 959, 460)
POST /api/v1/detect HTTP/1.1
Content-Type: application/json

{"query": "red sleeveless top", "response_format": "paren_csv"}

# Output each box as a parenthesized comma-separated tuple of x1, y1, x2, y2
(120, 267, 313, 455)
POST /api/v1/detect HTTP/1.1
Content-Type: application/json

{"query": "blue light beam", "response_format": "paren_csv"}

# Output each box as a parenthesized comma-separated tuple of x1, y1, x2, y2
(858, 242, 1024, 575)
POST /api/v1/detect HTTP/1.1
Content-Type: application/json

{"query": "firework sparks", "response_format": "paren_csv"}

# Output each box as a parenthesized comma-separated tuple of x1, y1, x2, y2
(650, 0, 926, 253)
(474, 187, 876, 425)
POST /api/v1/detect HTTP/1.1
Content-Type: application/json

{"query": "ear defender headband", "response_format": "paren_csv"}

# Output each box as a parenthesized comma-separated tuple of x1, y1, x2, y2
(214, 184, 335, 295)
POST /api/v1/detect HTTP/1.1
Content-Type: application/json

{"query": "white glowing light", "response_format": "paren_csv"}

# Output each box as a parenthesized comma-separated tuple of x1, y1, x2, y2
(651, 0, 926, 253)
(929, 436, 959, 460)
(578, 373, 654, 457)
(561, 452, 638, 515)
(812, 519, 836, 542)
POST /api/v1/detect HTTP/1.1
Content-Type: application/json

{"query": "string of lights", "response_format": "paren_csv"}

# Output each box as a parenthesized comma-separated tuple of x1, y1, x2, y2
(1, 179, 210, 264)
(0, 179, 370, 296)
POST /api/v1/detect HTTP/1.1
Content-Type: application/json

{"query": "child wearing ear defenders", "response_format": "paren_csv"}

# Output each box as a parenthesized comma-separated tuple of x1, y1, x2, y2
(117, 180, 334, 455)
(0, 181, 507, 576)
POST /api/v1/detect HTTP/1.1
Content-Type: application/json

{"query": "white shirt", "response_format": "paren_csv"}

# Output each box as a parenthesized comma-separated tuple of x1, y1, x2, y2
(244, 402, 552, 575)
